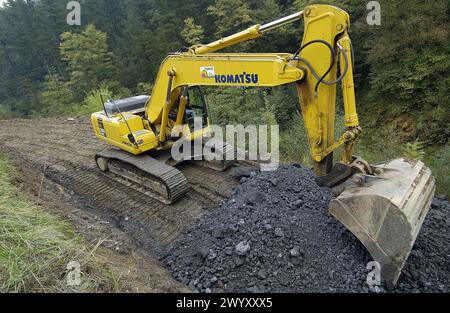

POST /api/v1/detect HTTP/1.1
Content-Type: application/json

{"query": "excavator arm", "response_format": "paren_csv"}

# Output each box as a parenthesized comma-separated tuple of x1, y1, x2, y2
(145, 5, 360, 179)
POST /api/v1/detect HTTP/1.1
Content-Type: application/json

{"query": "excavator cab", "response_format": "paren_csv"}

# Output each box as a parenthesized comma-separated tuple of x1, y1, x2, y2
(184, 86, 209, 131)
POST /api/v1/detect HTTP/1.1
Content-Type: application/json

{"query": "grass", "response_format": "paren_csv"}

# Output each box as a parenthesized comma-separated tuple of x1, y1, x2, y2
(0, 156, 126, 293)
(424, 144, 450, 196)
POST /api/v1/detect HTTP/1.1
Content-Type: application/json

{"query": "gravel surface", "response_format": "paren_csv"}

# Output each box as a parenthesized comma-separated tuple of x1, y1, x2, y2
(163, 165, 450, 293)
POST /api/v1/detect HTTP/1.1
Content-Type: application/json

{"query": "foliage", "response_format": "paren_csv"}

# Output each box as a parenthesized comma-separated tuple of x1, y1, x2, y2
(0, 104, 12, 120)
(402, 140, 426, 161)
(136, 82, 153, 95)
(60, 24, 115, 100)
(39, 74, 74, 116)
(181, 17, 205, 45)
(206, 87, 276, 127)
(264, 85, 299, 131)
(207, 0, 252, 38)
(425, 144, 450, 196)
(279, 118, 312, 166)
(353, 124, 404, 163)
(365, 0, 450, 144)
(74, 86, 114, 117)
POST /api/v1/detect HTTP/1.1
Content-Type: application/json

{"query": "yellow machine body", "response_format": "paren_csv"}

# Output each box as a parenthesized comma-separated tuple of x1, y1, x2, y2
(92, 5, 358, 173)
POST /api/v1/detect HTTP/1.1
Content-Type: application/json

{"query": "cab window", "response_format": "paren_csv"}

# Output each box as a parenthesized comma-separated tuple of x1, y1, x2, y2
(185, 86, 208, 130)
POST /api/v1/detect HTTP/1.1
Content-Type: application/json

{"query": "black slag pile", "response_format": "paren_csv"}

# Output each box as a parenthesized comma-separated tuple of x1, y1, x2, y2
(163, 164, 450, 293)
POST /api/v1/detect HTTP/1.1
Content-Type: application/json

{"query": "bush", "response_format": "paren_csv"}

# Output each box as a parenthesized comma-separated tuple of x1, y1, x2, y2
(73, 86, 114, 117)
(425, 144, 450, 196)
(0, 104, 11, 120)
(402, 140, 426, 160)
(136, 82, 153, 95)
(279, 119, 312, 166)
(39, 75, 75, 117)
(71, 81, 130, 117)
(206, 87, 277, 126)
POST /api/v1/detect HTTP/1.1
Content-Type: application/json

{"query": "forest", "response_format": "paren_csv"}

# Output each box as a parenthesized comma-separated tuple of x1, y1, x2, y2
(0, 0, 449, 194)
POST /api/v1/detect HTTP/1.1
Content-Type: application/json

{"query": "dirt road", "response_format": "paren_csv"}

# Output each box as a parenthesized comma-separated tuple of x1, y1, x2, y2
(0, 117, 239, 291)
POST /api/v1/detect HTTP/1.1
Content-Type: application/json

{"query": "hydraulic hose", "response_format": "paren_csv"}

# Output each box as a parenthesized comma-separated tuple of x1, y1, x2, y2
(292, 40, 350, 95)
(292, 40, 335, 95)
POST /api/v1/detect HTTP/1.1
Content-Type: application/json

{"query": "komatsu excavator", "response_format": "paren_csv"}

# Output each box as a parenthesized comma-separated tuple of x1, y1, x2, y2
(91, 4, 435, 288)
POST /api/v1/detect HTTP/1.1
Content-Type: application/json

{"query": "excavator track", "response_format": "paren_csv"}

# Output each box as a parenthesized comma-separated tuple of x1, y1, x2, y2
(192, 139, 237, 171)
(95, 148, 189, 204)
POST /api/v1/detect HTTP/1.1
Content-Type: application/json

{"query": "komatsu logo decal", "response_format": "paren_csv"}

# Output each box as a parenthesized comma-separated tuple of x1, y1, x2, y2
(214, 72, 259, 84)
(200, 66, 215, 78)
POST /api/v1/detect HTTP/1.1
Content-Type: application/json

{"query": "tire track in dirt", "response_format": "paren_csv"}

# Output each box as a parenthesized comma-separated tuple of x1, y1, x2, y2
(0, 117, 239, 257)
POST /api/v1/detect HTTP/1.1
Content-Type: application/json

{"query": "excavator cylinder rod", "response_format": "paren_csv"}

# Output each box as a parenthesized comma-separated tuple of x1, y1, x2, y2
(191, 11, 304, 54)
(259, 11, 304, 33)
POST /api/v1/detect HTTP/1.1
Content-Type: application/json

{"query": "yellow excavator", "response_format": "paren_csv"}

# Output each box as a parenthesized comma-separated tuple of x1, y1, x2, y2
(90, 4, 435, 288)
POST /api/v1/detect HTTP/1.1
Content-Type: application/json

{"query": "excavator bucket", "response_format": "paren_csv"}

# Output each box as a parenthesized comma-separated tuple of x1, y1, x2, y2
(330, 158, 435, 288)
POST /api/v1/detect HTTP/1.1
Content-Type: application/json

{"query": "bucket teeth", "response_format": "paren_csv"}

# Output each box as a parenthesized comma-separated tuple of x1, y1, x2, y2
(330, 158, 435, 288)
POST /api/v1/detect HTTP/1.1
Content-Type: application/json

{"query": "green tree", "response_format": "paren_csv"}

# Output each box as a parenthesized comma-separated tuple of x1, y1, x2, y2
(248, 0, 292, 52)
(0, 0, 70, 116)
(265, 85, 299, 130)
(39, 73, 74, 116)
(60, 24, 115, 99)
(207, 0, 252, 38)
(366, 0, 450, 144)
(181, 17, 205, 45)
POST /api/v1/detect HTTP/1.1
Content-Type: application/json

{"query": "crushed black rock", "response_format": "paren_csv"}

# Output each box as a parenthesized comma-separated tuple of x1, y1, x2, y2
(163, 165, 450, 293)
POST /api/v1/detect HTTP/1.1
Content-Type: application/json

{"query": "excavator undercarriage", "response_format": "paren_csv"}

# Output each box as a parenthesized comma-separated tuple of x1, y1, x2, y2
(95, 138, 237, 204)
(95, 148, 189, 204)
